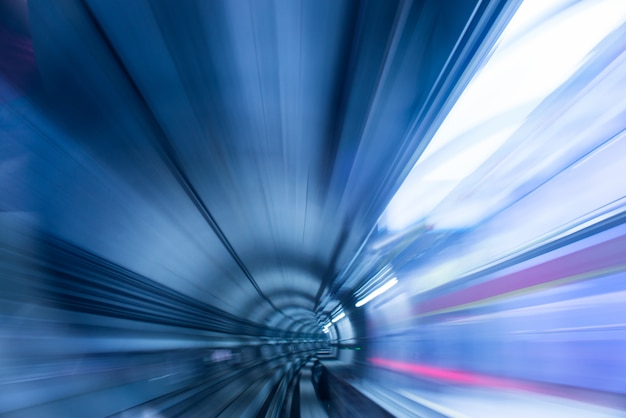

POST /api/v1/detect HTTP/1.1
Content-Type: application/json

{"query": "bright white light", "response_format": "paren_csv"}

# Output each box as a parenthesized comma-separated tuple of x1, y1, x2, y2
(355, 278, 398, 308)
(381, 0, 626, 231)
(423, 0, 626, 160)
(331, 312, 345, 323)
(423, 126, 518, 182)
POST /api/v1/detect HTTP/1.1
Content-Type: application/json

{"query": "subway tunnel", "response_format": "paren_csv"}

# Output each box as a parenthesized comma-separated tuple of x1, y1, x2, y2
(1, 0, 626, 416)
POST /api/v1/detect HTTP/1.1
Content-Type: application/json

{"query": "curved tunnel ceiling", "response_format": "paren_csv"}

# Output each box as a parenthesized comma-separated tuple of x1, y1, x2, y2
(3, 0, 516, 338)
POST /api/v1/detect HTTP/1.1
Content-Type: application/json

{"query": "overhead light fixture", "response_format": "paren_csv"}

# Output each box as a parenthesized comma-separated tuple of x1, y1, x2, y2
(331, 312, 345, 323)
(355, 278, 398, 308)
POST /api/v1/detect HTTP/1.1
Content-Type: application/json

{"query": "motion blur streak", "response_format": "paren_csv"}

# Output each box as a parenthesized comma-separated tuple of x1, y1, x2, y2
(417, 231, 626, 316)
(369, 357, 532, 389)
(2, 0, 626, 416)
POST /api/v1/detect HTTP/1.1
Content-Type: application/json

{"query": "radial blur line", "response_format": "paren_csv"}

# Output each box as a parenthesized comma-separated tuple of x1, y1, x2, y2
(78, 0, 294, 323)
(32, 233, 278, 336)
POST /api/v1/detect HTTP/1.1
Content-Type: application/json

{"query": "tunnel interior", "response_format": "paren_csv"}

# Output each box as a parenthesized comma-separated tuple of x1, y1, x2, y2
(2, 0, 626, 416)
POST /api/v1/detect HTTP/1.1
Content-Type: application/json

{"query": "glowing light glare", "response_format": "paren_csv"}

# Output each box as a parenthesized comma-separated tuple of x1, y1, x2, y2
(331, 312, 345, 323)
(355, 278, 398, 308)
(424, 0, 626, 158)
(423, 126, 518, 182)
(381, 0, 626, 231)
